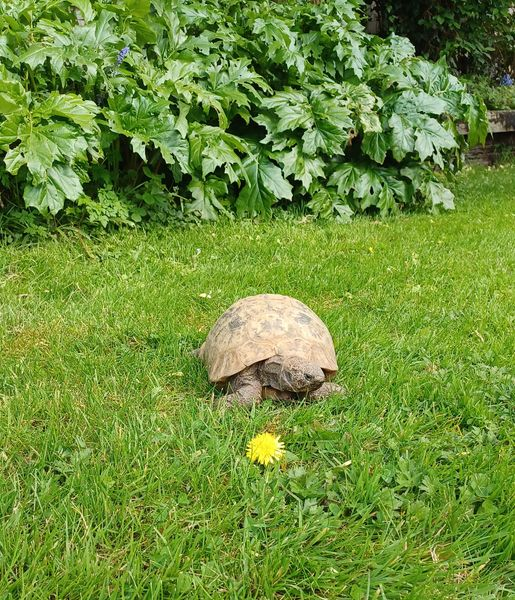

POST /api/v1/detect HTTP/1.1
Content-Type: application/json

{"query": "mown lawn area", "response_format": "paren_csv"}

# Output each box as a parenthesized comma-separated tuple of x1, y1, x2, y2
(0, 165, 514, 599)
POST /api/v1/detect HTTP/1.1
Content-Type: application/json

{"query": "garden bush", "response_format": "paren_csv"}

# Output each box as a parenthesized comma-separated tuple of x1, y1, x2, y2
(464, 75, 515, 111)
(369, 0, 514, 76)
(0, 0, 487, 232)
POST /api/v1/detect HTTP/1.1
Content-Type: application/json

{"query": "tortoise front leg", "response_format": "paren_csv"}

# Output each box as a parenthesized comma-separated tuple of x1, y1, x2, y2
(307, 382, 346, 399)
(224, 365, 263, 407)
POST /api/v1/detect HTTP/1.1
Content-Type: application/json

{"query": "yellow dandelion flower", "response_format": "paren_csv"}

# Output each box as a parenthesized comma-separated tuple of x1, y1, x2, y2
(246, 432, 285, 466)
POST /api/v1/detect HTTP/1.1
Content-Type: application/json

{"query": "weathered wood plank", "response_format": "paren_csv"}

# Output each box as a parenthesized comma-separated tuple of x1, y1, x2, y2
(458, 110, 515, 135)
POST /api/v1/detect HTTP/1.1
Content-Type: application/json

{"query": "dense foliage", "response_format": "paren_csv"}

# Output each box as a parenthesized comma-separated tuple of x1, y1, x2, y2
(0, 0, 487, 232)
(370, 0, 514, 76)
(465, 76, 515, 111)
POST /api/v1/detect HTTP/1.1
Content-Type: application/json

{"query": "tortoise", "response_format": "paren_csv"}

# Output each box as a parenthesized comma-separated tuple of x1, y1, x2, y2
(195, 294, 344, 406)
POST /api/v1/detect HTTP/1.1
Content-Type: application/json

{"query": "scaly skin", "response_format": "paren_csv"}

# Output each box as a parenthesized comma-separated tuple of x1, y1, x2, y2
(221, 362, 345, 407)
(307, 382, 345, 399)
(224, 365, 263, 406)
(259, 355, 325, 392)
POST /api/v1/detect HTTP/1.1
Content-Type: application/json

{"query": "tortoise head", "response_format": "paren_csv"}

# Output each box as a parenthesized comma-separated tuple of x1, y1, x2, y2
(261, 356, 325, 393)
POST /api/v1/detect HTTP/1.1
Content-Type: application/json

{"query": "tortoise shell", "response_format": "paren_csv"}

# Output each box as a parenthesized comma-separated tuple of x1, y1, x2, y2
(198, 294, 338, 383)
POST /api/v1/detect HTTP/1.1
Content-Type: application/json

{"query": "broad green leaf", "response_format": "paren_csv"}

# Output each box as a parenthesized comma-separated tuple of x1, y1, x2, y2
(74, 10, 118, 48)
(334, 0, 358, 20)
(68, 0, 96, 23)
(175, 102, 190, 138)
(395, 90, 448, 116)
(225, 59, 270, 94)
(279, 146, 325, 190)
(345, 38, 367, 78)
(388, 114, 415, 161)
(258, 157, 293, 201)
(413, 131, 433, 163)
(302, 121, 347, 156)
(302, 94, 353, 156)
(200, 138, 240, 179)
(17, 44, 62, 69)
(48, 164, 83, 201)
(0, 80, 28, 116)
(153, 120, 190, 174)
(261, 92, 312, 132)
(387, 34, 416, 61)
(421, 180, 455, 210)
(10, 128, 55, 176)
(414, 116, 457, 161)
(157, 61, 229, 127)
(262, 92, 351, 156)
(0, 34, 16, 61)
(4, 145, 25, 174)
(188, 85, 227, 129)
(189, 125, 248, 183)
(359, 111, 382, 133)
(400, 164, 431, 187)
(237, 160, 271, 217)
(416, 91, 448, 115)
(340, 83, 379, 113)
(161, 9, 188, 52)
(106, 95, 188, 170)
(354, 169, 383, 208)
(154, 59, 200, 94)
(466, 97, 488, 147)
(91, 10, 118, 47)
(36, 93, 100, 132)
(334, 203, 354, 223)
(383, 175, 410, 205)
(236, 154, 292, 217)
(253, 18, 305, 74)
(328, 163, 360, 195)
(24, 165, 82, 214)
(131, 17, 158, 45)
(106, 95, 168, 138)
(24, 182, 65, 215)
(362, 132, 388, 164)
(130, 137, 147, 161)
(254, 113, 294, 152)
(187, 176, 228, 220)
(308, 187, 353, 223)
(410, 60, 447, 95)
(119, 0, 151, 19)
(5, 122, 88, 176)
(36, 20, 73, 46)
(370, 64, 417, 89)
(0, 114, 24, 148)
(206, 59, 271, 110)
(377, 185, 396, 214)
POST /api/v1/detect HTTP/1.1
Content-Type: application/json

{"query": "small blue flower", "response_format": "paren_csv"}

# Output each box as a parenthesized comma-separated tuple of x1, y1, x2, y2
(116, 46, 130, 66)
(500, 73, 513, 86)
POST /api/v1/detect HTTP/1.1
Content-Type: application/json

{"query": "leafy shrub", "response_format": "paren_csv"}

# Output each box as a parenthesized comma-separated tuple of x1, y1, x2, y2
(0, 0, 487, 232)
(369, 0, 515, 76)
(464, 76, 515, 111)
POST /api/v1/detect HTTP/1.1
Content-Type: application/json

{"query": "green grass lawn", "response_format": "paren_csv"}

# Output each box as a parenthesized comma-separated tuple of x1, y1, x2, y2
(0, 165, 514, 599)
